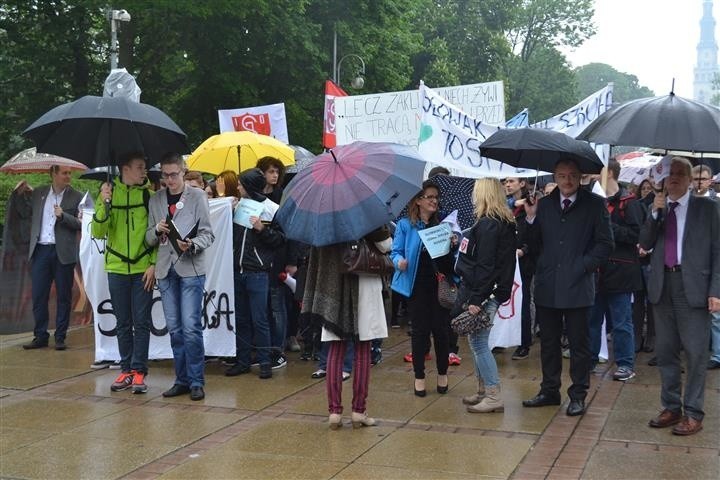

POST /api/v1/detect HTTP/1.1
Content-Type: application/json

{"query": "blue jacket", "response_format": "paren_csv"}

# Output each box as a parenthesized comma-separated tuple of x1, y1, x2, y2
(390, 218, 425, 297)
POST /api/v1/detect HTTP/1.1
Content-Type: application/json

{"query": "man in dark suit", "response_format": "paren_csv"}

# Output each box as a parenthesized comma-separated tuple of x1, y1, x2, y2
(640, 157, 720, 436)
(521, 158, 613, 416)
(23, 166, 83, 350)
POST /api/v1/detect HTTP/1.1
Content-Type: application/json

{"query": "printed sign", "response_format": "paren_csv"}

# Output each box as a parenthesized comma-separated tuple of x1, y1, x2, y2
(417, 223, 453, 258)
(218, 103, 289, 142)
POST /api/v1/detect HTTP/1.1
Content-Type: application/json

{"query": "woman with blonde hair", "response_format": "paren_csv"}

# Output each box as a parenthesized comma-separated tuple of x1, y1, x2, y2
(454, 177, 517, 413)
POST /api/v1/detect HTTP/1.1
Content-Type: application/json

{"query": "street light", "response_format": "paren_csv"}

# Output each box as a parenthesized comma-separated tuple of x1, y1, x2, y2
(109, 9, 131, 70)
(332, 24, 365, 89)
(336, 54, 366, 89)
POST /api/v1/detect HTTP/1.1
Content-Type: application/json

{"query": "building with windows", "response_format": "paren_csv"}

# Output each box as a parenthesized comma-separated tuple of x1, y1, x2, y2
(694, 1, 719, 103)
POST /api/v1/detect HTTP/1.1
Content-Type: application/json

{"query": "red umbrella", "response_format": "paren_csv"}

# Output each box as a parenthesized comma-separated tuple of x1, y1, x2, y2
(1, 148, 87, 174)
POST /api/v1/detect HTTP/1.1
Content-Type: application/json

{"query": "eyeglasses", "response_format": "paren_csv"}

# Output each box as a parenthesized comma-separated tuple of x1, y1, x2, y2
(161, 171, 182, 180)
(419, 194, 439, 200)
(693, 177, 711, 181)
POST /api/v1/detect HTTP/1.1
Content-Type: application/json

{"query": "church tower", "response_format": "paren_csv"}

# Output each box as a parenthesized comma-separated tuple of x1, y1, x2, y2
(694, 1, 719, 103)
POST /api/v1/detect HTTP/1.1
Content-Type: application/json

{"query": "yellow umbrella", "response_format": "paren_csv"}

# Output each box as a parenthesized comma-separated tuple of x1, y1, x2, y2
(186, 131, 295, 175)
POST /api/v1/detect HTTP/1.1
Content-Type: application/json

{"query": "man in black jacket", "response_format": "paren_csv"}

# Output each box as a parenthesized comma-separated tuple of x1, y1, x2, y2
(589, 159, 643, 382)
(521, 158, 613, 416)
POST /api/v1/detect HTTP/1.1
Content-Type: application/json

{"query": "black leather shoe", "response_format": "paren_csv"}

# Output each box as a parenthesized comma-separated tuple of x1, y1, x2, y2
(190, 386, 205, 401)
(259, 364, 272, 379)
(522, 392, 561, 407)
(54, 340, 67, 351)
(414, 388, 427, 397)
(225, 363, 251, 376)
(162, 384, 191, 397)
(647, 356, 658, 366)
(436, 385, 448, 394)
(566, 399, 586, 416)
(22, 338, 49, 350)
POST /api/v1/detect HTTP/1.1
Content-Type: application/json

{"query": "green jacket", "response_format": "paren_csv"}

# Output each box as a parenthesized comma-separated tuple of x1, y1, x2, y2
(91, 177, 157, 274)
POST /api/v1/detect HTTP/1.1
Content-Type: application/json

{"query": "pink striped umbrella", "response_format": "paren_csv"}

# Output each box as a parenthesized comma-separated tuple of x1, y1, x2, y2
(1, 148, 87, 174)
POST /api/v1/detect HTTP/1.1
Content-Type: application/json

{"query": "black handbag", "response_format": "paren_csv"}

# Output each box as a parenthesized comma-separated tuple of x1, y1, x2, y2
(342, 239, 394, 276)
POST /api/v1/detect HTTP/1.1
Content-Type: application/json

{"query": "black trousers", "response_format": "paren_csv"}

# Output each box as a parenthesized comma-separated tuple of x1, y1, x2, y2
(407, 274, 449, 379)
(520, 269, 534, 348)
(537, 305, 591, 401)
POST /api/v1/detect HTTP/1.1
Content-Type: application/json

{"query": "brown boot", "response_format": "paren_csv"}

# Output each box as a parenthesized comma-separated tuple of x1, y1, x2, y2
(467, 384, 504, 413)
(462, 378, 486, 405)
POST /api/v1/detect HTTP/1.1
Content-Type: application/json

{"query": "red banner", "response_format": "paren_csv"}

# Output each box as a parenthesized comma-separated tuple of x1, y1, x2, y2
(323, 80, 347, 149)
(232, 112, 271, 135)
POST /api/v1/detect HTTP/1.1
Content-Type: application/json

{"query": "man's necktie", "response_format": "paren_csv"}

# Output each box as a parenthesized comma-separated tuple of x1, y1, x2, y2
(664, 201, 679, 267)
(562, 198, 572, 212)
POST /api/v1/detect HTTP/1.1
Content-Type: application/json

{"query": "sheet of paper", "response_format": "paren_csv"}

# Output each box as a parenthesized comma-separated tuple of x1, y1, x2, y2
(233, 198, 265, 229)
(418, 223, 453, 259)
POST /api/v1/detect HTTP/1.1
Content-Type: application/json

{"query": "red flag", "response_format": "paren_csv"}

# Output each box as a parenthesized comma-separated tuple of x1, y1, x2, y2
(323, 80, 347, 149)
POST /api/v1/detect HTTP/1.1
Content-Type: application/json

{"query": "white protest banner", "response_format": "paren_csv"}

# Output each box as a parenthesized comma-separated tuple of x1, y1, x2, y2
(80, 197, 236, 361)
(489, 260, 523, 349)
(335, 81, 505, 146)
(532, 84, 614, 164)
(218, 103, 289, 143)
(418, 83, 544, 178)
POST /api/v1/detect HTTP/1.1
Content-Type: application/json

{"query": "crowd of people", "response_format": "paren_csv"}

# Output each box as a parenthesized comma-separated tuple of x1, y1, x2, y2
(16, 151, 720, 435)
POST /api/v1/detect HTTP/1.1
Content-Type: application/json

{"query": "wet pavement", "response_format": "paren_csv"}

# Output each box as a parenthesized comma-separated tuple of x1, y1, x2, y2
(1, 326, 718, 479)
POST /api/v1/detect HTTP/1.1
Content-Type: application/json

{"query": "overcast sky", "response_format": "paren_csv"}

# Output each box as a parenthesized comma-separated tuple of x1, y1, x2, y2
(561, 0, 716, 98)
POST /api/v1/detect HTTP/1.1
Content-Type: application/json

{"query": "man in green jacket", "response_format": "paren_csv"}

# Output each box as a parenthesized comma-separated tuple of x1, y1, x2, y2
(91, 152, 156, 394)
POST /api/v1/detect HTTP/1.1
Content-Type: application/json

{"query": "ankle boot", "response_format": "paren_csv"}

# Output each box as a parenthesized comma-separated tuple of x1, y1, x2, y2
(462, 378, 486, 405)
(329, 413, 343, 430)
(351, 411, 376, 428)
(467, 384, 504, 413)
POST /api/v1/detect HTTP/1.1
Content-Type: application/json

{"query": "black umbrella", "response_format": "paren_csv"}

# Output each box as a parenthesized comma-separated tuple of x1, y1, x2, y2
(480, 128, 604, 174)
(576, 93, 720, 153)
(80, 166, 120, 181)
(22, 95, 189, 168)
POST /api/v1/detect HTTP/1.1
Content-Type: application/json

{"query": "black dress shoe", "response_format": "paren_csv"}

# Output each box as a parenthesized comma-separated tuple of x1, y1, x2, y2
(54, 340, 67, 351)
(225, 363, 251, 376)
(22, 338, 48, 350)
(647, 356, 658, 366)
(436, 385, 448, 394)
(566, 399, 586, 416)
(190, 386, 205, 401)
(162, 384, 191, 397)
(522, 392, 561, 407)
(414, 388, 427, 397)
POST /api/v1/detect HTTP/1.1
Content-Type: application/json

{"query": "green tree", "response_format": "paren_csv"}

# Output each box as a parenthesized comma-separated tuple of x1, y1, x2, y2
(575, 63, 654, 104)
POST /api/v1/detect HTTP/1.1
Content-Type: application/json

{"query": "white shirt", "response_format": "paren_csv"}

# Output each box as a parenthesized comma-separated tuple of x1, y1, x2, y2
(560, 192, 578, 210)
(38, 187, 66, 245)
(526, 191, 578, 224)
(651, 190, 689, 264)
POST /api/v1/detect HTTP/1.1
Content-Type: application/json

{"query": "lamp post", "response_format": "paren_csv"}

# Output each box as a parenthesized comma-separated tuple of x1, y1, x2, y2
(109, 9, 131, 70)
(332, 25, 365, 89)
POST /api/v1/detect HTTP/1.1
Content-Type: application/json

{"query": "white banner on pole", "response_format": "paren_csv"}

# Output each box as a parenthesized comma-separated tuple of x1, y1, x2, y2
(335, 81, 505, 146)
(418, 83, 547, 178)
(80, 197, 236, 361)
(218, 103, 289, 143)
(532, 84, 614, 164)
(489, 260, 523, 349)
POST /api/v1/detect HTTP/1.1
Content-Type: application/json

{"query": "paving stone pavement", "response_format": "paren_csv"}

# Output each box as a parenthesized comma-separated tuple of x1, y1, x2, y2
(1, 326, 718, 479)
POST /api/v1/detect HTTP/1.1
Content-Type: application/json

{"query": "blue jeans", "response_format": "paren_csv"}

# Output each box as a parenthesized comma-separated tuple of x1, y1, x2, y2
(107, 272, 152, 374)
(467, 299, 500, 387)
(711, 312, 720, 363)
(589, 292, 635, 369)
(318, 340, 354, 372)
(31, 245, 74, 342)
(235, 271, 271, 367)
(158, 267, 206, 388)
(269, 283, 290, 355)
